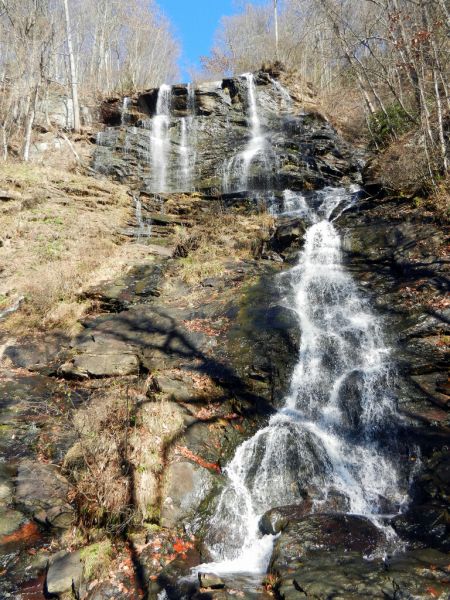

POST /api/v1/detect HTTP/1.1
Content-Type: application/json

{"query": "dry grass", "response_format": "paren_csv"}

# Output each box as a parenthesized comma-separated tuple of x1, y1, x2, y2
(66, 378, 187, 529)
(130, 395, 186, 523)
(173, 209, 275, 284)
(430, 178, 450, 221)
(68, 380, 137, 531)
(0, 161, 138, 333)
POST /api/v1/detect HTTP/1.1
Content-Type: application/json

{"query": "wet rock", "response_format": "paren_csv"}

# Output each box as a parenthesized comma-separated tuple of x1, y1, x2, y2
(392, 504, 450, 552)
(46, 550, 82, 596)
(0, 508, 25, 537)
(94, 71, 359, 194)
(150, 547, 202, 599)
(259, 503, 312, 535)
(269, 217, 306, 260)
(161, 461, 216, 528)
(273, 544, 450, 600)
(270, 514, 450, 599)
(411, 373, 450, 408)
(271, 513, 381, 565)
(198, 573, 225, 590)
(15, 460, 75, 529)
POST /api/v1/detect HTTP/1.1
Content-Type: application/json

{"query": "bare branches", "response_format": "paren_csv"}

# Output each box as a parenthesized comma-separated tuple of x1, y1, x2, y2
(0, 0, 180, 159)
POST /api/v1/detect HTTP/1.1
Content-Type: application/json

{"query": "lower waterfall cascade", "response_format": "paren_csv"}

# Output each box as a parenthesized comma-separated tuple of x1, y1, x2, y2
(197, 186, 410, 576)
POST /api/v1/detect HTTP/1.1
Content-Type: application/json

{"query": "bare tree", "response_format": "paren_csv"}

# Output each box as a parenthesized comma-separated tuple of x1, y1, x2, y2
(63, 0, 80, 132)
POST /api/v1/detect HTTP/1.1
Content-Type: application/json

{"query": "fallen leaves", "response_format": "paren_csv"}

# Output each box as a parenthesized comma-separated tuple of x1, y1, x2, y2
(175, 445, 221, 473)
(184, 318, 220, 337)
(0, 521, 40, 546)
(173, 538, 194, 556)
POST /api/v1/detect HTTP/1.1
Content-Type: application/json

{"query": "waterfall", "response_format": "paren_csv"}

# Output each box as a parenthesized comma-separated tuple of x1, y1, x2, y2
(121, 96, 131, 126)
(223, 73, 269, 193)
(151, 84, 172, 192)
(133, 196, 151, 239)
(270, 77, 292, 111)
(178, 83, 196, 191)
(198, 187, 408, 576)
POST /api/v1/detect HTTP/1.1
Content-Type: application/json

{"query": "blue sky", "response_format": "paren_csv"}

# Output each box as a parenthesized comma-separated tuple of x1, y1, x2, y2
(159, 0, 266, 81)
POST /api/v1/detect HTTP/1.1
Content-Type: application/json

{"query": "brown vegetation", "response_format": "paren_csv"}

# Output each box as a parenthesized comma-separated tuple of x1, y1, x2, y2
(0, 162, 137, 333)
(172, 208, 275, 285)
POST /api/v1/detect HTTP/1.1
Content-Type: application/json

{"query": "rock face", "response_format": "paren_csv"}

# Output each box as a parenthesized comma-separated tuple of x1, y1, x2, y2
(339, 193, 450, 553)
(94, 71, 360, 195)
(269, 512, 450, 599)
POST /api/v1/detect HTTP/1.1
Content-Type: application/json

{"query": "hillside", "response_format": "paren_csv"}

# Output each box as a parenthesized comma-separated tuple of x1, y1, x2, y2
(0, 70, 449, 600)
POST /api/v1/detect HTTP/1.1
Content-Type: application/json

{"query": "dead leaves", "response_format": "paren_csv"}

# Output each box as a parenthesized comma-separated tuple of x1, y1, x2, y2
(175, 445, 221, 474)
(0, 521, 40, 546)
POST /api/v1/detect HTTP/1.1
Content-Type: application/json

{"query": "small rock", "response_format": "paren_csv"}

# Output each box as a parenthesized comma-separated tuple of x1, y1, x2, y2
(0, 507, 25, 537)
(151, 374, 196, 402)
(15, 460, 74, 528)
(198, 573, 225, 590)
(46, 550, 82, 596)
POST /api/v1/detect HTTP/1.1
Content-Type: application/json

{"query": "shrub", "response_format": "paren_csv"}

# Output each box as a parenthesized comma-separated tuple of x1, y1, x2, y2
(368, 103, 413, 148)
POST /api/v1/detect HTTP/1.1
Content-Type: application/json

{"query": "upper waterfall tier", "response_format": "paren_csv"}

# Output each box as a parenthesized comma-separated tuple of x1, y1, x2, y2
(94, 71, 361, 195)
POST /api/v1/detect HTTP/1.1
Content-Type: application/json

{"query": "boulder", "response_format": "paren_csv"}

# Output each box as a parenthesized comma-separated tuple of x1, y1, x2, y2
(46, 550, 83, 596)
(269, 217, 306, 260)
(0, 507, 25, 538)
(15, 460, 75, 529)
(198, 573, 225, 590)
(270, 513, 450, 599)
(259, 503, 312, 535)
(161, 461, 216, 528)
(59, 338, 140, 378)
(147, 547, 202, 599)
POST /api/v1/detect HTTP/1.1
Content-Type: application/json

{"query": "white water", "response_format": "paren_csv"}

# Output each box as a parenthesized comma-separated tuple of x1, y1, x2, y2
(178, 83, 196, 190)
(223, 73, 269, 192)
(270, 77, 292, 111)
(133, 196, 151, 239)
(151, 84, 171, 192)
(121, 96, 131, 126)
(199, 187, 407, 576)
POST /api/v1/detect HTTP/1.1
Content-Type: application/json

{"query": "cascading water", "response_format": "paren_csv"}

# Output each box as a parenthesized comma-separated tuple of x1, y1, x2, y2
(270, 77, 292, 111)
(223, 73, 270, 193)
(133, 196, 151, 239)
(198, 187, 408, 576)
(121, 96, 131, 126)
(178, 83, 196, 190)
(151, 84, 172, 192)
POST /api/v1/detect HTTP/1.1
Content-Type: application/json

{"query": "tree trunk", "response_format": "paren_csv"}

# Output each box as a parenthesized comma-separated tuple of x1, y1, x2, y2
(63, 0, 81, 132)
(274, 0, 279, 60)
(1, 124, 7, 161)
(23, 85, 39, 162)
